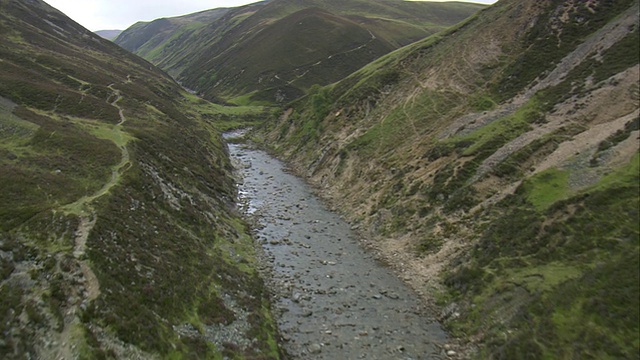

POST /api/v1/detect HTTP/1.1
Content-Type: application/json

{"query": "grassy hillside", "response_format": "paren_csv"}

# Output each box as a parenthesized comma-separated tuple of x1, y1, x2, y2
(114, 8, 231, 63)
(188, 7, 398, 103)
(257, 0, 640, 357)
(0, 0, 279, 358)
(115, 0, 485, 104)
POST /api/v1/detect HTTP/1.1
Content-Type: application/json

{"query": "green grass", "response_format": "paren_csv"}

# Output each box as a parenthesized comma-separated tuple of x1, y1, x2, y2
(523, 168, 571, 211)
(451, 98, 543, 157)
(444, 148, 639, 358)
(184, 93, 270, 131)
(76, 96, 281, 357)
(452, 261, 584, 338)
(545, 249, 639, 359)
(469, 93, 497, 112)
(508, 262, 583, 293)
(185, 93, 266, 116)
(212, 219, 259, 275)
(345, 88, 461, 157)
(593, 152, 640, 191)
(84, 122, 133, 147)
(226, 92, 273, 107)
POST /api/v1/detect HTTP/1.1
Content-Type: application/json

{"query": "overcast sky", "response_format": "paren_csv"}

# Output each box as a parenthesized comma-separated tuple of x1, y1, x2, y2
(44, 0, 498, 31)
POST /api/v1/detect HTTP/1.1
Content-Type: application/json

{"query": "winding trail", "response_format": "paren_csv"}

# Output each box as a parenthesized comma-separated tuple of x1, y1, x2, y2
(45, 82, 132, 360)
(227, 132, 449, 359)
(69, 82, 132, 296)
(284, 29, 379, 86)
(62, 85, 131, 216)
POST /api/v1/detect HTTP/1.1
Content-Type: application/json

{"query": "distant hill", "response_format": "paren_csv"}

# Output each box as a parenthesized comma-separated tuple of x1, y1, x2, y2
(0, 0, 278, 358)
(114, 7, 232, 55)
(115, 0, 485, 104)
(259, 0, 640, 357)
(94, 29, 122, 40)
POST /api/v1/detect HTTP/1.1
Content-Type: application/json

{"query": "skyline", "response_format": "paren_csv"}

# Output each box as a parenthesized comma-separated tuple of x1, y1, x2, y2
(44, 0, 498, 31)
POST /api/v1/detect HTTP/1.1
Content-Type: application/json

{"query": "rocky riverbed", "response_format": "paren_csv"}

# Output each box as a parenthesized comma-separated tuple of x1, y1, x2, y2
(226, 132, 449, 359)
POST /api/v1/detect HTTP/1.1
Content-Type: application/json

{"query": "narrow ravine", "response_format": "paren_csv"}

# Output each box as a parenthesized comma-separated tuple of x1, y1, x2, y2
(226, 131, 449, 360)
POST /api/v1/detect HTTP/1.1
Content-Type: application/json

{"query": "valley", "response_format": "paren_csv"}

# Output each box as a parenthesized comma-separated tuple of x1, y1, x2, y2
(1, 0, 638, 358)
(114, 0, 485, 104)
(253, 0, 640, 358)
(228, 131, 449, 359)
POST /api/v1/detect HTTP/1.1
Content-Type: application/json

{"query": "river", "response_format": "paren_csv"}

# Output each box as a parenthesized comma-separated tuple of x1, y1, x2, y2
(226, 132, 448, 359)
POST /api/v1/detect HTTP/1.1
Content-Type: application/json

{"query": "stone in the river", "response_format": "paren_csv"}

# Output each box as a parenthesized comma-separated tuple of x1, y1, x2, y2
(292, 292, 303, 303)
(386, 292, 400, 300)
(308, 343, 322, 354)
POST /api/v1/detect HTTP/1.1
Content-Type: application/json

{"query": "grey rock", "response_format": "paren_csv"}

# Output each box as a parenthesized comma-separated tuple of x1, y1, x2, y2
(292, 292, 303, 303)
(386, 292, 400, 300)
(308, 343, 322, 354)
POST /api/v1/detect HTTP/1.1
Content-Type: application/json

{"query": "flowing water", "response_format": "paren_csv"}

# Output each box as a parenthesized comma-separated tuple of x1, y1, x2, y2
(226, 133, 448, 359)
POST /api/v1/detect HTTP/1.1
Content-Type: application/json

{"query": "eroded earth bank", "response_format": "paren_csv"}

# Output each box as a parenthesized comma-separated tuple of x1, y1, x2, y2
(226, 131, 450, 359)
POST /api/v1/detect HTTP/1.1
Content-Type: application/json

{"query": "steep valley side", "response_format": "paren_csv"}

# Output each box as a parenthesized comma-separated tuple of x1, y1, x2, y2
(257, 0, 640, 357)
(2, 0, 638, 358)
(115, 0, 486, 104)
(0, 0, 281, 358)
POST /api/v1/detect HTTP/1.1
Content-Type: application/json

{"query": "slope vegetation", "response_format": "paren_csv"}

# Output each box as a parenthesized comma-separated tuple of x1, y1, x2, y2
(258, 0, 640, 357)
(0, 0, 279, 358)
(114, 8, 231, 61)
(115, 0, 485, 104)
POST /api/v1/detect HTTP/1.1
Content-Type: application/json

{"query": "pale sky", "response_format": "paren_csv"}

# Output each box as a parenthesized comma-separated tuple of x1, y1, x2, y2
(44, 0, 498, 32)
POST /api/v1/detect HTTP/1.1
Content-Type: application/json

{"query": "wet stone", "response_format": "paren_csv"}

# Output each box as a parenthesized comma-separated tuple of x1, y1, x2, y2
(225, 131, 448, 360)
(309, 343, 322, 354)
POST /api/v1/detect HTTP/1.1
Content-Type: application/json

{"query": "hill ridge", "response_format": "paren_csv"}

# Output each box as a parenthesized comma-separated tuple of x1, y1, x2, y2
(115, 0, 485, 103)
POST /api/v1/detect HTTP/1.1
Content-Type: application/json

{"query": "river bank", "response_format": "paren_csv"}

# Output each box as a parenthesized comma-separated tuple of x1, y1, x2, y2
(225, 132, 451, 359)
